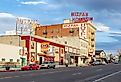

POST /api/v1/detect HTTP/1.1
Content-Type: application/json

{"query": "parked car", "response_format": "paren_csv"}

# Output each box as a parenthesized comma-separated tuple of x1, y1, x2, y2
(21, 64, 40, 71)
(92, 61, 102, 66)
(113, 60, 119, 64)
(41, 62, 56, 69)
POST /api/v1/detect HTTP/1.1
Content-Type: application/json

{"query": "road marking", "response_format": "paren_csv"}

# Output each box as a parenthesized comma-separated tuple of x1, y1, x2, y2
(13, 76, 20, 78)
(72, 72, 82, 75)
(96, 69, 102, 72)
(0, 75, 20, 80)
(30, 81, 35, 82)
(93, 70, 121, 82)
(75, 75, 101, 82)
(48, 72, 55, 74)
(3, 76, 12, 79)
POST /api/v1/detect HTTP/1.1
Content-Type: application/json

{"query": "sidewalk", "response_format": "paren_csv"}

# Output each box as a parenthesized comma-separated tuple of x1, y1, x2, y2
(0, 68, 21, 72)
(0, 64, 88, 72)
(56, 64, 76, 68)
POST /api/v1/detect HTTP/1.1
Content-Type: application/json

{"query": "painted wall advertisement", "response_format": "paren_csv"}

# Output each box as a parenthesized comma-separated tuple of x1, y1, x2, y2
(63, 23, 87, 39)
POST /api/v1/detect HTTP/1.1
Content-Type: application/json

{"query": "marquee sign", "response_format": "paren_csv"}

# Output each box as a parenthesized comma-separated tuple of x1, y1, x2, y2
(79, 23, 87, 39)
(71, 12, 93, 23)
(63, 23, 80, 28)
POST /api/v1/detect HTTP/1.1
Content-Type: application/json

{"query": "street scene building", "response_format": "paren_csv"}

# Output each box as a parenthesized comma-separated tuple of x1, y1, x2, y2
(95, 50, 107, 63)
(0, 18, 96, 67)
(0, 43, 27, 68)
(0, 12, 96, 68)
(0, 35, 81, 66)
(35, 20, 96, 65)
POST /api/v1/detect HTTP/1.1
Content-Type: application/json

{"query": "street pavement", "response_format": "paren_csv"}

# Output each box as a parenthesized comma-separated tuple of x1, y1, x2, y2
(0, 63, 121, 82)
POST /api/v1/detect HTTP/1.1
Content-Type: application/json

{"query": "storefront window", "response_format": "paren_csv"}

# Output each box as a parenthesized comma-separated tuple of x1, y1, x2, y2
(17, 59, 20, 62)
(10, 59, 13, 62)
(2, 58, 5, 62)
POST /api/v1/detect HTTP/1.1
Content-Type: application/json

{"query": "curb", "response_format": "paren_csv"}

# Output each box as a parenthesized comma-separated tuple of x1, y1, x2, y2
(0, 69, 21, 72)
(0, 70, 16, 72)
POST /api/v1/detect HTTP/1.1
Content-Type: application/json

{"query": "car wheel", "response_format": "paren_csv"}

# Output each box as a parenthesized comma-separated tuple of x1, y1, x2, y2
(53, 65, 55, 69)
(36, 68, 39, 70)
(29, 68, 32, 70)
(47, 66, 50, 69)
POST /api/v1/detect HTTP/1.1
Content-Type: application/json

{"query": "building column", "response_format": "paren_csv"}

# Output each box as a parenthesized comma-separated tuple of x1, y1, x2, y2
(78, 57, 81, 66)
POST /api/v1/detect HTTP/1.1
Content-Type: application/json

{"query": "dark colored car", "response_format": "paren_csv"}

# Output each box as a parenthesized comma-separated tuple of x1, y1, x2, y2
(21, 64, 40, 71)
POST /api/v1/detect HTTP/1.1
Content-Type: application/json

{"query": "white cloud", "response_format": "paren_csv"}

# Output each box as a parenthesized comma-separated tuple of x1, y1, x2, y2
(0, 13, 15, 18)
(0, 13, 16, 33)
(21, 1, 48, 5)
(94, 22, 110, 32)
(109, 31, 121, 35)
(0, 13, 31, 34)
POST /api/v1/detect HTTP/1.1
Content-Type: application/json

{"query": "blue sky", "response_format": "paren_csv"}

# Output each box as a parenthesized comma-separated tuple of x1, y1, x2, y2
(0, 0, 121, 54)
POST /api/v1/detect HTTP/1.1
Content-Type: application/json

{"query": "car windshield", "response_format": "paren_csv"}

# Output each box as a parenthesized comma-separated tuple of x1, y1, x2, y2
(42, 62, 49, 64)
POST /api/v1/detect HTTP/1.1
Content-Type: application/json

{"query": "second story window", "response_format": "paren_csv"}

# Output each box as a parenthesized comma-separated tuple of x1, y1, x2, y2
(43, 30, 47, 35)
(91, 44, 94, 47)
(65, 41, 67, 44)
(91, 32, 94, 35)
(69, 28, 74, 33)
(91, 38, 94, 41)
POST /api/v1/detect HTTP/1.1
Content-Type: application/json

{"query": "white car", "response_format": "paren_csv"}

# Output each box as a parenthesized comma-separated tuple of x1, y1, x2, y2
(41, 62, 56, 69)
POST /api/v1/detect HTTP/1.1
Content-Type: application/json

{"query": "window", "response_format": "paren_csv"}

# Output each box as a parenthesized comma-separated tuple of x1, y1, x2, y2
(91, 32, 94, 35)
(43, 30, 47, 35)
(91, 45, 94, 47)
(2, 58, 5, 62)
(51, 36, 54, 38)
(10, 59, 13, 62)
(65, 41, 67, 44)
(91, 38, 94, 41)
(31, 42, 34, 49)
(17, 59, 20, 62)
(77, 28, 79, 31)
(69, 28, 74, 33)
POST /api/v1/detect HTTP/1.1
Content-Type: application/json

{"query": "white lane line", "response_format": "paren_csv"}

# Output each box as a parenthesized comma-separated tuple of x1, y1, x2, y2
(13, 76, 20, 78)
(93, 70, 121, 82)
(75, 75, 101, 82)
(96, 69, 102, 72)
(30, 81, 35, 82)
(48, 72, 55, 74)
(3, 76, 12, 79)
(0, 76, 20, 80)
(72, 72, 82, 76)
(83, 75, 101, 82)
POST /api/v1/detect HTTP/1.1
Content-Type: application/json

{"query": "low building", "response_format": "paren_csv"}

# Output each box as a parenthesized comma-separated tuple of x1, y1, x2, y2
(95, 50, 107, 63)
(0, 43, 27, 68)
(0, 35, 81, 65)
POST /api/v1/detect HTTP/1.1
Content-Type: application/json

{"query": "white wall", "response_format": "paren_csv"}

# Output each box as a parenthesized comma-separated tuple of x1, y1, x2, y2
(0, 43, 21, 62)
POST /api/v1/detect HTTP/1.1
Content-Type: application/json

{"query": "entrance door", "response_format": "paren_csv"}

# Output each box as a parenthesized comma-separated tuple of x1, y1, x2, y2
(75, 56, 78, 64)
(39, 57, 42, 65)
(21, 58, 25, 66)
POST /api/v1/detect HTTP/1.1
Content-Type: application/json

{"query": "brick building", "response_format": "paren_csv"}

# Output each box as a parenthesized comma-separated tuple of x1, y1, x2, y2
(35, 21, 96, 65)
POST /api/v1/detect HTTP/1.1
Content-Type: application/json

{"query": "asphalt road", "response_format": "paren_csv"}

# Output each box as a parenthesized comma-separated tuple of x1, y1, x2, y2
(0, 64, 121, 82)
